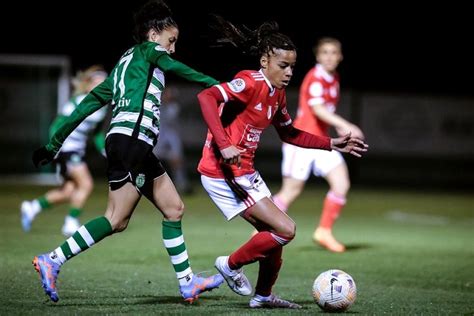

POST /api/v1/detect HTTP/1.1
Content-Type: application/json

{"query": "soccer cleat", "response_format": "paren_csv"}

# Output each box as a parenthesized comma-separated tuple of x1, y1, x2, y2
(249, 294, 302, 309)
(313, 227, 346, 253)
(179, 273, 224, 303)
(61, 216, 81, 237)
(32, 254, 61, 302)
(20, 201, 35, 232)
(214, 256, 252, 296)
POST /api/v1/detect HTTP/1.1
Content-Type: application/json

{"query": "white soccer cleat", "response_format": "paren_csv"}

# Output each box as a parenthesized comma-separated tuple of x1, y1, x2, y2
(61, 216, 80, 237)
(214, 256, 252, 296)
(249, 294, 302, 309)
(21, 201, 35, 232)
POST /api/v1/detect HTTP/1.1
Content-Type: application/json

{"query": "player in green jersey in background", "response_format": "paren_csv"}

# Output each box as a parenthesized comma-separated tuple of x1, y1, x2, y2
(30, 0, 223, 304)
(21, 65, 108, 237)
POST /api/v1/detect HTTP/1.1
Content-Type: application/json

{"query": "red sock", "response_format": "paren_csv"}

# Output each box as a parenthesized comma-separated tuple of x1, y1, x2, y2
(255, 246, 283, 296)
(228, 231, 284, 269)
(319, 191, 346, 229)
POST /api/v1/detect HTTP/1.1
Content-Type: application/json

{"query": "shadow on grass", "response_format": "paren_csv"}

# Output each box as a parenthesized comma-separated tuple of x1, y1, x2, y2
(295, 243, 372, 253)
(49, 294, 230, 307)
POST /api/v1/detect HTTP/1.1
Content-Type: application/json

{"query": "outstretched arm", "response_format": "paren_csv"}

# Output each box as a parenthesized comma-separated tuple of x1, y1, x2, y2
(312, 103, 364, 139)
(275, 124, 368, 157)
(33, 79, 113, 167)
(156, 54, 219, 87)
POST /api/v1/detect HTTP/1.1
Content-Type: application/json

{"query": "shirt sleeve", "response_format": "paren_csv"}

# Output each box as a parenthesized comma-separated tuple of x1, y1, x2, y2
(273, 92, 331, 150)
(214, 72, 255, 104)
(308, 80, 325, 106)
(46, 77, 113, 153)
(144, 42, 219, 87)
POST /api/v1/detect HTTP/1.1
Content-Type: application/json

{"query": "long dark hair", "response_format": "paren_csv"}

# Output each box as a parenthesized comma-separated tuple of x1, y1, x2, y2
(209, 15, 296, 57)
(133, 0, 178, 43)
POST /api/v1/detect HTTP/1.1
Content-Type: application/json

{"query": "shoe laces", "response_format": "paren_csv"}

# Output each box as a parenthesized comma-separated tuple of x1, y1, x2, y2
(232, 272, 246, 287)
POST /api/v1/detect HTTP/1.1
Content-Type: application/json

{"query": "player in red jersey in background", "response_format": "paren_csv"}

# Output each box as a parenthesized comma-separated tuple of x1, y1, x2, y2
(197, 18, 368, 308)
(273, 37, 365, 252)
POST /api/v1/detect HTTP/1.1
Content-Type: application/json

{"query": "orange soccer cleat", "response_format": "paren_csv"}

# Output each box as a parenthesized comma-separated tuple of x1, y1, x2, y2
(313, 227, 346, 253)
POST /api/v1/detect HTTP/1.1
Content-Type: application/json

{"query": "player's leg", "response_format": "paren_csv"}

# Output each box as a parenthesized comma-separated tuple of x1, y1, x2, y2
(241, 199, 300, 308)
(61, 163, 94, 236)
(21, 181, 74, 232)
(141, 157, 223, 302)
(33, 183, 140, 302)
(314, 154, 349, 253)
(273, 143, 313, 212)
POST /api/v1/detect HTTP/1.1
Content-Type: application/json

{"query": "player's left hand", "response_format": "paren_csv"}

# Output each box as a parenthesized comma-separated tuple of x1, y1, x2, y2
(32, 146, 56, 167)
(330, 133, 368, 157)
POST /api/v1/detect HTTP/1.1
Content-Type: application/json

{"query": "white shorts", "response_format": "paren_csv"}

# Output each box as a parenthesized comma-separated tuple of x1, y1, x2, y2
(281, 142, 345, 180)
(201, 171, 272, 221)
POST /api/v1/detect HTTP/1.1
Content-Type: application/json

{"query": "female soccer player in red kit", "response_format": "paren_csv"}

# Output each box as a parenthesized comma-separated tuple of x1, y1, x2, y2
(273, 37, 365, 253)
(197, 18, 368, 308)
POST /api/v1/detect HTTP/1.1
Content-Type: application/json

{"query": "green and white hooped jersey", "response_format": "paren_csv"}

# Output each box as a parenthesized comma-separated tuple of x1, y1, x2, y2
(107, 42, 169, 146)
(61, 94, 106, 154)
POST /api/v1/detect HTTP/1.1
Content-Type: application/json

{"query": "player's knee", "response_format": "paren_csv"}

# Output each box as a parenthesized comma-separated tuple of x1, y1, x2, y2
(111, 219, 129, 233)
(163, 201, 185, 221)
(278, 221, 296, 241)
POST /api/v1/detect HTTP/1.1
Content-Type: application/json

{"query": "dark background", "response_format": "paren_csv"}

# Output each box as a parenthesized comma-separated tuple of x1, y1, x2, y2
(2, 1, 473, 96)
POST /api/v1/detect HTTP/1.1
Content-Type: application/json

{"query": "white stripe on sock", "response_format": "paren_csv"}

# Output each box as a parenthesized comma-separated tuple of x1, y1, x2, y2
(176, 267, 193, 279)
(270, 232, 290, 245)
(163, 235, 184, 248)
(67, 237, 81, 254)
(78, 226, 95, 246)
(171, 250, 189, 265)
(54, 247, 67, 264)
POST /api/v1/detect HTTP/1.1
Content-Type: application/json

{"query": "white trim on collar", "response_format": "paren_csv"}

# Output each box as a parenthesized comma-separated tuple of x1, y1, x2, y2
(259, 69, 275, 94)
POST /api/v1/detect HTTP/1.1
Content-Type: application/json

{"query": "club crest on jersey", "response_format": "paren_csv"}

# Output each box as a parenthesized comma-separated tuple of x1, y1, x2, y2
(228, 78, 245, 93)
(136, 173, 146, 188)
(254, 103, 262, 111)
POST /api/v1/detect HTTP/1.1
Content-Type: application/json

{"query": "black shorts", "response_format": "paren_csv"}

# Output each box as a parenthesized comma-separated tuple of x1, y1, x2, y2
(55, 151, 85, 180)
(106, 134, 166, 192)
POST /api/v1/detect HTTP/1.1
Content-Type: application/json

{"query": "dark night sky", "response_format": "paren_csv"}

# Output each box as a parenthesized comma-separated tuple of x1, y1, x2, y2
(2, 1, 473, 96)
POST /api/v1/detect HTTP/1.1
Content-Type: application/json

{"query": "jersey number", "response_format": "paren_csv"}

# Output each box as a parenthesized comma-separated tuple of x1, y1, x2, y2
(113, 52, 134, 98)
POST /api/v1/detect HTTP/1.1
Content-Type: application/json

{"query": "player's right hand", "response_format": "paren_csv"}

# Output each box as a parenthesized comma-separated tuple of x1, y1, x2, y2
(32, 146, 55, 168)
(220, 145, 242, 168)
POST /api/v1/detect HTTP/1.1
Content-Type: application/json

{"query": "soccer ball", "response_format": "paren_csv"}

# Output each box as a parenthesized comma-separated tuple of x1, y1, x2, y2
(312, 269, 357, 312)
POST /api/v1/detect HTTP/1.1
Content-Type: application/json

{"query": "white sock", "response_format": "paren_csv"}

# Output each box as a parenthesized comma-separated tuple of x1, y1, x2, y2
(30, 200, 42, 218)
(49, 248, 66, 265)
(178, 273, 194, 286)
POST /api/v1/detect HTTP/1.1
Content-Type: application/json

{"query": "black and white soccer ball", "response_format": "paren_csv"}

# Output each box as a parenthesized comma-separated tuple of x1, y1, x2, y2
(312, 269, 357, 312)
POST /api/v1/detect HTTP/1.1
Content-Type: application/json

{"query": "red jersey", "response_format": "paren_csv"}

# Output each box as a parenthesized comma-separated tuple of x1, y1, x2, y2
(293, 64, 340, 137)
(198, 70, 293, 178)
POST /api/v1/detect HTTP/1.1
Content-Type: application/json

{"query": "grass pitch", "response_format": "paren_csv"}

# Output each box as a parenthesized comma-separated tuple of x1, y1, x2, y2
(1, 181, 473, 315)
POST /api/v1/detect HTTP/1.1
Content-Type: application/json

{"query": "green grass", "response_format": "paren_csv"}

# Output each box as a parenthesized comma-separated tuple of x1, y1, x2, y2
(1, 182, 473, 315)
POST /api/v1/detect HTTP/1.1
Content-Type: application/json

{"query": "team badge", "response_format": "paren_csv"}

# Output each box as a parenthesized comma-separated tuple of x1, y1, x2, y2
(228, 78, 246, 93)
(136, 173, 146, 188)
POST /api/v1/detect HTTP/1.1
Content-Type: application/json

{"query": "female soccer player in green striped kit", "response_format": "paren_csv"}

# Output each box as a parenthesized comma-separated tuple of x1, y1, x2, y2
(31, 0, 223, 303)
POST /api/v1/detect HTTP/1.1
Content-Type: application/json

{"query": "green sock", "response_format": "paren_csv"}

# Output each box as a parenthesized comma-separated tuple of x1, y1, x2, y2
(162, 220, 193, 284)
(38, 196, 51, 210)
(69, 207, 82, 218)
(52, 216, 113, 264)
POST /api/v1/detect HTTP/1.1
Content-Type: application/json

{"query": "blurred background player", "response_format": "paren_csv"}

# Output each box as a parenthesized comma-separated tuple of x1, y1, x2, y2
(21, 65, 108, 236)
(273, 37, 365, 253)
(153, 86, 191, 194)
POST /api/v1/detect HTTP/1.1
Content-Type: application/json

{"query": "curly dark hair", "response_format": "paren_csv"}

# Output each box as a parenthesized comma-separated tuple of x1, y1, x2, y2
(209, 15, 296, 57)
(133, 0, 178, 43)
